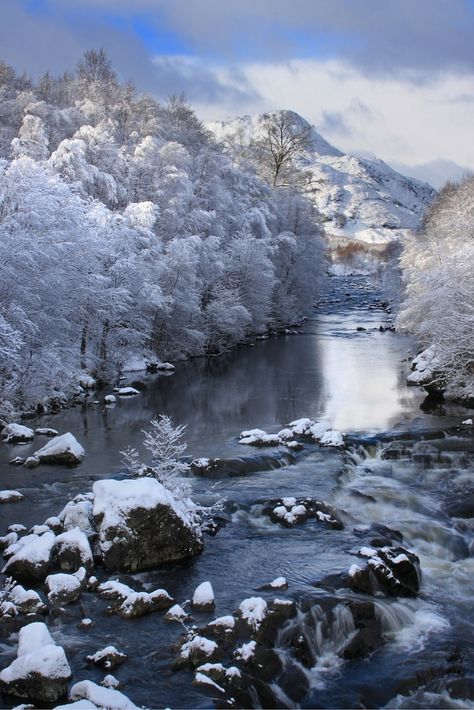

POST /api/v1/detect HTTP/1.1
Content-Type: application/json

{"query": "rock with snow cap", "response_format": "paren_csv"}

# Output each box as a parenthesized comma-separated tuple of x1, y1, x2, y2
(35, 427, 59, 437)
(34, 433, 85, 466)
(176, 634, 220, 668)
(348, 545, 421, 597)
(0, 622, 71, 702)
(165, 603, 191, 622)
(58, 494, 95, 539)
(0, 490, 24, 504)
(2, 424, 34, 443)
(192, 581, 215, 612)
(45, 568, 86, 605)
(23, 457, 40, 469)
(92, 478, 203, 572)
(115, 387, 140, 397)
(261, 497, 343, 529)
(96, 579, 173, 617)
(2, 531, 56, 584)
(52, 527, 94, 572)
(238, 429, 282, 446)
(69, 680, 138, 709)
(86, 645, 127, 670)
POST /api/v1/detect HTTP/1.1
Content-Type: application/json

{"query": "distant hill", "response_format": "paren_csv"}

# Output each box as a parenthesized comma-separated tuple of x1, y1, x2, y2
(208, 111, 436, 251)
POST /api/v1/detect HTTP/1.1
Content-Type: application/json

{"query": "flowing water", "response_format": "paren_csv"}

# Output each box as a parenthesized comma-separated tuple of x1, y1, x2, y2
(0, 276, 473, 709)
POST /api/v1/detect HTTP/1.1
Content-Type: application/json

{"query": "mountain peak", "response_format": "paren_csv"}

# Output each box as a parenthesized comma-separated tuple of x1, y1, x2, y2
(208, 110, 435, 248)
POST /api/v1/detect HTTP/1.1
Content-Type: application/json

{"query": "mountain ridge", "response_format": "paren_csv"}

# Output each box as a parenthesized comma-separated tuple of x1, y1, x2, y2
(208, 110, 436, 247)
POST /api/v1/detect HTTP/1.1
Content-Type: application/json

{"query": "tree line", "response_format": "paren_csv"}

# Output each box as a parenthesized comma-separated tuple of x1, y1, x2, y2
(0, 50, 324, 415)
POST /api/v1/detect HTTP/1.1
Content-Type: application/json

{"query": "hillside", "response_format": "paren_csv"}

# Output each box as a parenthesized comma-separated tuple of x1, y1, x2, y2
(208, 112, 436, 248)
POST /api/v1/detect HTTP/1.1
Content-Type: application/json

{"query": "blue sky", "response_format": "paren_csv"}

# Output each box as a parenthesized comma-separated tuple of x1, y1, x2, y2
(1, 0, 474, 185)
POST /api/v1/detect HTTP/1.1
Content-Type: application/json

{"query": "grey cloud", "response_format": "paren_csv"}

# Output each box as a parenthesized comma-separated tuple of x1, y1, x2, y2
(318, 111, 353, 137)
(46, 0, 474, 78)
(318, 100, 376, 138)
(151, 56, 260, 104)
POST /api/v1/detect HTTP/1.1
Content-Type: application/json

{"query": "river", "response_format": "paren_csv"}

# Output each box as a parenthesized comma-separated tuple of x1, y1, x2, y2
(1, 275, 473, 709)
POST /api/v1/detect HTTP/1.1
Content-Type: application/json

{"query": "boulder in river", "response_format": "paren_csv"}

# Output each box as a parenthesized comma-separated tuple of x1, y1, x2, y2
(34, 433, 85, 465)
(86, 645, 127, 670)
(0, 622, 71, 703)
(348, 545, 421, 597)
(92, 478, 203, 572)
(261, 497, 344, 529)
(0, 490, 24, 504)
(2, 531, 56, 584)
(192, 581, 215, 612)
(2, 423, 34, 443)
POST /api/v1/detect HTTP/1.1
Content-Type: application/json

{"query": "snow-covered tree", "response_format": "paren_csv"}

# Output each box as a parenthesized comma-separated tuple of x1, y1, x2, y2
(398, 177, 474, 401)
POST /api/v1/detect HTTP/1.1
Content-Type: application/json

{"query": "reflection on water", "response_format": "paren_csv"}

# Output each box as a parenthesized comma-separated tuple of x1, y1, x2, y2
(318, 312, 422, 432)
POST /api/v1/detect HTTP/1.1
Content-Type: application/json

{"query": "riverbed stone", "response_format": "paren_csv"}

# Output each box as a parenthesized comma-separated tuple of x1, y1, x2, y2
(0, 622, 71, 703)
(92, 478, 203, 572)
(348, 545, 421, 597)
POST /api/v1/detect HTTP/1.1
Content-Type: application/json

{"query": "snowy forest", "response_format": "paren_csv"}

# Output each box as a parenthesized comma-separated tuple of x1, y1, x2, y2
(398, 176, 474, 403)
(0, 50, 323, 416)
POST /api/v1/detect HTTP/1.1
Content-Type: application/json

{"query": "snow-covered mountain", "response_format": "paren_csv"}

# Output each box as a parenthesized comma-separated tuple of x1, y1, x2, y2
(208, 112, 436, 246)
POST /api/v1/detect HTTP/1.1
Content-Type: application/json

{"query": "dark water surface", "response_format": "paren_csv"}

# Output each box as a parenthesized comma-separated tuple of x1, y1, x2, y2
(1, 276, 473, 709)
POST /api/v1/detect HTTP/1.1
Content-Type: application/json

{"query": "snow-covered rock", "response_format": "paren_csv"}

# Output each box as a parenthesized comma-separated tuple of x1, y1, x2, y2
(165, 603, 190, 622)
(348, 545, 421, 597)
(92, 478, 202, 572)
(462, 418, 473, 425)
(35, 428, 58, 437)
(192, 581, 215, 612)
(53, 527, 93, 572)
(0, 490, 24, 503)
(34, 433, 85, 465)
(3, 531, 56, 583)
(69, 680, 138, 709)
(96, 578, 173, 617)
(86, 645, 127, 670)
(2, 424, 34, 443)
(24, 456, 40, 469)
(0, 583, 45, 617)
(116, 387, 140, 397)
(288, 418, 314, 435)
(58, 495, 94, 538)
(0, 622, 71, 702)
(319, 429, 344, 447)
(408, 345, 442, 387)
(262, 497, 343, 529)
(179, 634, 219, 666)
(239, 597, 268, 631)
(10, 584, 45, 614)
(234, 640, 256, 662)
(156, 361, 175, 371)
(238, 429, 282, 446)
(101, 674, 120, 689)
(118, 589, 174, 618)
(104, 394, 116, 404)
(45, 568, 85, 605)
(208, 615, 235, 630)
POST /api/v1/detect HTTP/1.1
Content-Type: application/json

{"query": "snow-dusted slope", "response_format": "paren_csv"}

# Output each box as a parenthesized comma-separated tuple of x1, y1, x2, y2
(208, 112, 435, 245)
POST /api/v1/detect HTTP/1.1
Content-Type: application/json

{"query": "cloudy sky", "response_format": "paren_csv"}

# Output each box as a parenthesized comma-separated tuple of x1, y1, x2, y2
(2, 0, 474, 186)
